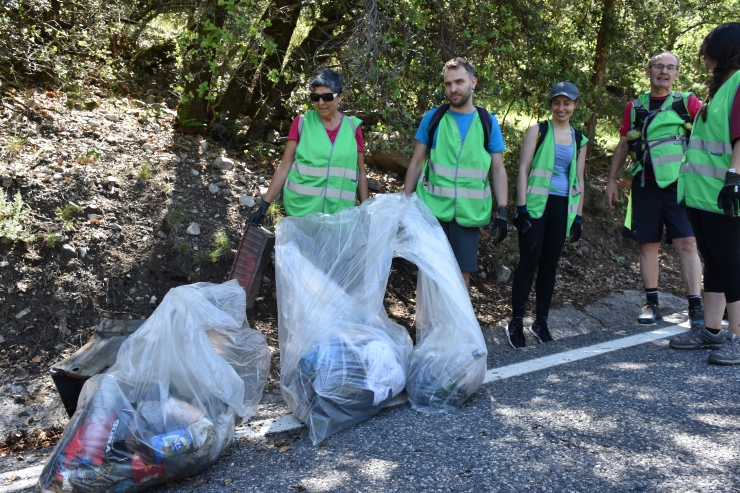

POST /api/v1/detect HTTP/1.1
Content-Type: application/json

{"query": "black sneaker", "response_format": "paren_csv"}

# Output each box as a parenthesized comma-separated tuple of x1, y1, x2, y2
(506, 318, 526, 349)
(529, 319, 554, 343)
(689, 306, 704, 328)
(637, 303, 662, 324)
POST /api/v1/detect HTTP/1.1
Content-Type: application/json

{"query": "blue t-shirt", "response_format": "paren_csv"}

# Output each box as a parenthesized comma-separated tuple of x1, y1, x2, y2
(550, 128, 575, 197)
(414, 107, 505, 154)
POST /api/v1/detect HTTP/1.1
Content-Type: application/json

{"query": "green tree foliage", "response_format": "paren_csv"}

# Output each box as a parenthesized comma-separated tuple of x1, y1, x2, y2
(0, 0, 135, 88)
(6, 0, 738, 159)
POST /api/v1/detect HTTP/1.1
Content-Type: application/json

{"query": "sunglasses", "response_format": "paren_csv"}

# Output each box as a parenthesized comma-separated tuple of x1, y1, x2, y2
(309, 92, 339, 102)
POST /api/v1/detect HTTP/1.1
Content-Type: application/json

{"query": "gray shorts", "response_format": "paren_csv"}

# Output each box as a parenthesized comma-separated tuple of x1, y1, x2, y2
(438, 220, 480, 272)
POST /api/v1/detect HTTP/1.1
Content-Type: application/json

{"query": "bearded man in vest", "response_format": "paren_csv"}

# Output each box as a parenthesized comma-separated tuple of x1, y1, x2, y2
(404, 57, 509, 289)
(605, 51, 704, 326)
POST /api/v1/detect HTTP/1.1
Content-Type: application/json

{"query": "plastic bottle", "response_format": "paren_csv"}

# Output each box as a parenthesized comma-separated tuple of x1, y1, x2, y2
(77, 377, 121, 466)
(149, 429, 193, 462)
(77, 417, 115, 466)
(165, 397, 206, 424)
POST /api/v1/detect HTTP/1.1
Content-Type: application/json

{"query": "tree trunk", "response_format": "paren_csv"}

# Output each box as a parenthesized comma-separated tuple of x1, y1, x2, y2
(213, 49, 256, 125)
(240, 1, 303, 120)
(216, 0, 299, 124)
(176, 1, 228, 131)
(245, 0, 355, 141)
(586, 0, 617, 157)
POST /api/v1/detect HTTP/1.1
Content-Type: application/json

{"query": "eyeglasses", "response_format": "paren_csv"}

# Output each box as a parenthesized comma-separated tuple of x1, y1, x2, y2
(650, 64, 678, 72)
(309, 92, 339, 102)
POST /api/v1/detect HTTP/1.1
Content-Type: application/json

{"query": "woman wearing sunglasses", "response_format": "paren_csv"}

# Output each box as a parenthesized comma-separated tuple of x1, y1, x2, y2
(506, 82, 588, 348)
(249, 68, 367, 224)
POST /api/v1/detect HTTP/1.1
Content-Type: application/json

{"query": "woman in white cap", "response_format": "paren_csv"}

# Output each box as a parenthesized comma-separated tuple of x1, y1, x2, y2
(506, 82, 588, 349)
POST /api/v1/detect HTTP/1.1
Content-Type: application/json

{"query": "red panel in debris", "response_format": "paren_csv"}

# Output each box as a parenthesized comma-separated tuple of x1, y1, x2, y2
(228, 224, 275, 309)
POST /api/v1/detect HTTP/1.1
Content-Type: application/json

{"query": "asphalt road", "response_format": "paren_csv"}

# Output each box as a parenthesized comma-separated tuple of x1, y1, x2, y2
(2, 312, 738, 493)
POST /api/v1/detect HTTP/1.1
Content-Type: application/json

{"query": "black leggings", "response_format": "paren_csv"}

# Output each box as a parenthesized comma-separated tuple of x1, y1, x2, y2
(686, 208, 740, 303)
(512, 195, 568, 319)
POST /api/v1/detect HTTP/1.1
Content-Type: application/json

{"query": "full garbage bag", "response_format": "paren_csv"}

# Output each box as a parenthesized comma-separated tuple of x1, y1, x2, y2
(276, 194, 412, 444)
(276, 193, 487, 444)
(36, 280, 270, 493)
(393, 198, 487, 412)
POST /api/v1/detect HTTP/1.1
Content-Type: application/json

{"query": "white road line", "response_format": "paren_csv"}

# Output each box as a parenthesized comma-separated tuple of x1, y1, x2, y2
(234, 323, 687, 438)
(0, 323, 687, 492)
(483, 324, 687, 383)
(0, 465, 44, 493)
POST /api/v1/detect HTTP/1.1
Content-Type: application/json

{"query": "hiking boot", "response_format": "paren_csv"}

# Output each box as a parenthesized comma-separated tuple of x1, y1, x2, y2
(506, 318, 526, 349)
(637, 303, 662, 324)
(708, 334, 740, 365)
(689, 306, 704, 328)
(669, 325, 726, 350)
(529, 319, 553, 343)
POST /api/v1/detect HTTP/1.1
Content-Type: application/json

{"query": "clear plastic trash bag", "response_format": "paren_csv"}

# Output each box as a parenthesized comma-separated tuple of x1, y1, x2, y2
(36, 281, 270, 493)
(276, 194, 413, 444)
(275, 193, 487, 444)
(394, 195, 487, 413)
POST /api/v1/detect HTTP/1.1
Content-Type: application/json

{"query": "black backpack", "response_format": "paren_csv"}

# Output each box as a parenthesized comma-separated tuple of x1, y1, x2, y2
(426, 103, 493, 154)
(533, 120, 585, 156)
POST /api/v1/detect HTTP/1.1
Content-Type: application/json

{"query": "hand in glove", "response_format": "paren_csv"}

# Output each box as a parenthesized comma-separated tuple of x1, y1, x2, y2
(717, 170, 740, 217)
(514, 206, 532, 234)
(491, 207, 508, 244)
(569, 215, 582, 242)
(248, 200, 270, 225)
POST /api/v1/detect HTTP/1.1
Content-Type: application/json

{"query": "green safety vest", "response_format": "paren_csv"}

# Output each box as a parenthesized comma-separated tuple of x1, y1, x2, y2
(416, 110, 493, 227)
(525, 120, 587, 237)
(629, 92, 692, 188)
(283, 110, 361, 217)
(678, 70, 740, 213)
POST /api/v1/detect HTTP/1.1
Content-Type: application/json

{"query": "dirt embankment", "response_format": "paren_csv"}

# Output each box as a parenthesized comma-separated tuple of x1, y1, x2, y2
(0, 89, 687, 455)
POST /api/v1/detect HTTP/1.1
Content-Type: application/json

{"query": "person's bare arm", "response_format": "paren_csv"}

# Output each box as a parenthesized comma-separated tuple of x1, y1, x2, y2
(403, 140, 430, 195)
(357, 153, 368, 202)
(262, 140, 298, 203)
(576, 140, 588, 216)
(516, 125, 539, 206)
(605, 136, 629, 210)
(490, 152, 508, 208)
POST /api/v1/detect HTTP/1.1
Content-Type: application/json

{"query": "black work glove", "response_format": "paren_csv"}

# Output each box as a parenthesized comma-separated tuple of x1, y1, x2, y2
(248, 200, 270, 225)
(717, 170, 740, 217)
(491, 207, 508, 244)
(514, 208, 532, 234)
(569, 215, 583, 242)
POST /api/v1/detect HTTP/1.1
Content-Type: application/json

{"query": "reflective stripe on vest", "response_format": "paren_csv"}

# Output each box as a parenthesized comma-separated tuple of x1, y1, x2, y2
(291, 162, 359, 180)
(285, 180, 357, 201)
(283, 110, 360, 217)
(529, 168, 552, 180)
(427, 161, 488, 180)
(525, 120, 587, 237)
(678, 70, 740, 213)
(420, 182, 492, 200)
(687, 138, 733, 155)
(415, 108, 493, 227)
(680, 161, 727, 180)
(526, 185, 551, 196)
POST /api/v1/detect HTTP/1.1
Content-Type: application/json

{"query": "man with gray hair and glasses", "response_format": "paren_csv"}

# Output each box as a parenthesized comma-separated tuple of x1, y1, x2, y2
(605, 51, 704, 329)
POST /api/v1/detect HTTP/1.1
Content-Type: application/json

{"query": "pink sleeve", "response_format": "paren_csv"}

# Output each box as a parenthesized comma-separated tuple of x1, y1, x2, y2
(687, 94, 703, 121)
(619, 102, 633, 137)
(731, 87, 740, 144)
(355, 126, 365, 153)
(287, 116, 301, 142)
